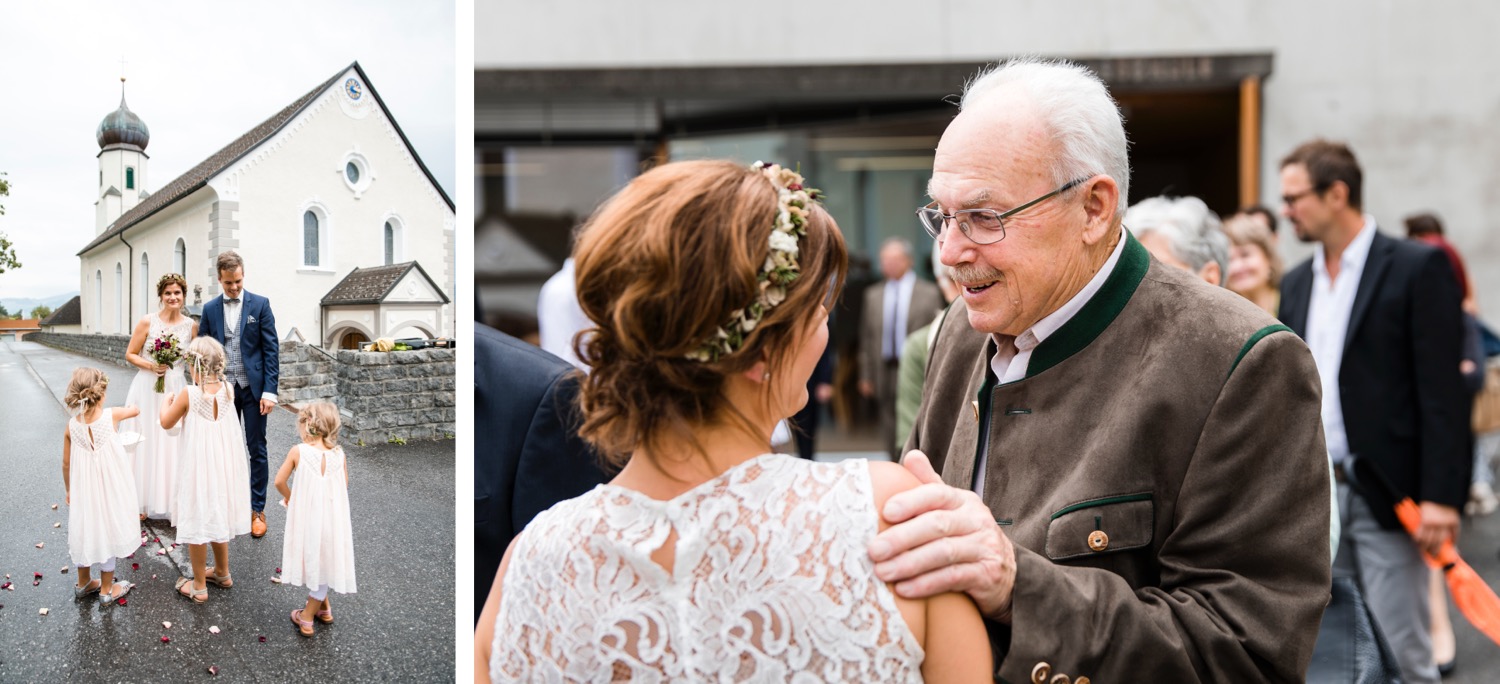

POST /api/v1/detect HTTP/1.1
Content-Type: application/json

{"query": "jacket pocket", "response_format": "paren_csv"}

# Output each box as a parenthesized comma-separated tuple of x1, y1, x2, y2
(1044, 493, 1154, 561)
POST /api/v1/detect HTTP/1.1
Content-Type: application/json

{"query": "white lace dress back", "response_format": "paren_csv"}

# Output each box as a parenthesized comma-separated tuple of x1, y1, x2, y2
(172, 384, 252, 545)
(67, 411, 142, 566)
(490, 454, 924, 683)
(120, 310, 192, 519)
(280, 443, 357, 593)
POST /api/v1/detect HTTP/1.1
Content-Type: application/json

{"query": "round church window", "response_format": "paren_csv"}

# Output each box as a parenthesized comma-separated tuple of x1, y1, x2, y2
(346, 162, 360, 184)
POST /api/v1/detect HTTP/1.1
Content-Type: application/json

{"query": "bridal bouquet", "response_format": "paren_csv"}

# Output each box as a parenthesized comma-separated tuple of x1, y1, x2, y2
(148, 332, 183, 393)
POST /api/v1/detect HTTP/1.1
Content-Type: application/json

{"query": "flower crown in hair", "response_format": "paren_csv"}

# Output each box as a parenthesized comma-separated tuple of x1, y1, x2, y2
(686, 162, 824, 363)
(157, 273, 185, 289)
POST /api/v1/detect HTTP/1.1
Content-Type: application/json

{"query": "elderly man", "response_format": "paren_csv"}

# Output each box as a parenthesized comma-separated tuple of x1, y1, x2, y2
(860, 238, 944, 457)
(871, 59, 1331, 682)
(1125, 195, 1229, 287)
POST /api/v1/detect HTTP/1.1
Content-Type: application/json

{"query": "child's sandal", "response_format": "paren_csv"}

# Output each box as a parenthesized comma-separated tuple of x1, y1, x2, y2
(203, 567, 233, 588)
(102, 581, 134, 603)
(175, 577, 207, 604)
(316, 608, 333, 624)
(73, 580, 102, 600)
(291, 609, 316, 637)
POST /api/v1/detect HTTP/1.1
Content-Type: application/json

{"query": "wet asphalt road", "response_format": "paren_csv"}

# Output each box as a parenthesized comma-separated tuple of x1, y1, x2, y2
(0, 340, 455, 682)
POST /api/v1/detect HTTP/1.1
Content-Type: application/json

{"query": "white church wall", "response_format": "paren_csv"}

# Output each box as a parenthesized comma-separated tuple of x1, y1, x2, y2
(80, 194, 213, 336)
(212, 67, 455, 345)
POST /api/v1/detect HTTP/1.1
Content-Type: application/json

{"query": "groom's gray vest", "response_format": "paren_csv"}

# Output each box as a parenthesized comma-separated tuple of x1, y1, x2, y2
(225, 301, 249, 389)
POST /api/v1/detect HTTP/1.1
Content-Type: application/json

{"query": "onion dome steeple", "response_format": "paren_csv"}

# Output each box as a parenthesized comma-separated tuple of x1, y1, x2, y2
(96, 78, 150, 150)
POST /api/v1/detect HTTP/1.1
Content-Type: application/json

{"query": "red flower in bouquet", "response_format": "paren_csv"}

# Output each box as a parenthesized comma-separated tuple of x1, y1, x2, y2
(149, 332, 183, 393)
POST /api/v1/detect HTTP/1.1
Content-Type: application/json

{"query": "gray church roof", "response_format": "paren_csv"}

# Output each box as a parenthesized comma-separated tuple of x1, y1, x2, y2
(321, 261, 450, 306)
(79, 62, 454, 256)
(41, 296, 81, 326)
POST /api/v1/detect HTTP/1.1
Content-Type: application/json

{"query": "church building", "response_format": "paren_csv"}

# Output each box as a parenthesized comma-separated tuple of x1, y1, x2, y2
(78, 61, 455, 349)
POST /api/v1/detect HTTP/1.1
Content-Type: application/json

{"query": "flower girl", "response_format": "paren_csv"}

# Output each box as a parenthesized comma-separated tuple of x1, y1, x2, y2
(62, 368, 141, 602)
(274, 401, 356, 636)
(159, 336, 251, 604)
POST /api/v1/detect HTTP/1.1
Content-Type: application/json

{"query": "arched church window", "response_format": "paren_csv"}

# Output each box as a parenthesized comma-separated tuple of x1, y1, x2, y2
(126, 167, 135, 190)
(173, 238, 186, 276)
(384, 221, 394, 265)
(95, 271, 102, 332)
(304, 210, 320, 267)
(140, 253, 150, 317)
(114, 263, 124, 333)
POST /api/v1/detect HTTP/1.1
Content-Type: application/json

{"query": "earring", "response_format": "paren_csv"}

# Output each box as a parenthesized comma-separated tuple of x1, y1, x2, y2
(762, 372, 770, 381)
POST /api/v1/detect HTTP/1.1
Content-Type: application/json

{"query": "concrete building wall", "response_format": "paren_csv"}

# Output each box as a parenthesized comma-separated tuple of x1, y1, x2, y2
(478, 0, 1500, 321)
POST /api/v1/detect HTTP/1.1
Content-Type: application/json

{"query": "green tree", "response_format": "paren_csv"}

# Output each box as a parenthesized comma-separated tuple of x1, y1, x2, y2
(0, 173, 18, 274)
(0, 303, 9, 318)
(29, 305, 52, 320)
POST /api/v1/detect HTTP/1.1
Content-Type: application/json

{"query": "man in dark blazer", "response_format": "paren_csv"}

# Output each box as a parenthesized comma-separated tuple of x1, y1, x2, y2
(198, 250, 279, 538)
(474, 324, 608, 621)
(1277, 140, 1470, 684)
(859, 238, 944, 457)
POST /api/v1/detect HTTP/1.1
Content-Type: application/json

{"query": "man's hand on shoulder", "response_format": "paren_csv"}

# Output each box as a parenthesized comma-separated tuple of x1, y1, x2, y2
(868, 450, 1016, 622)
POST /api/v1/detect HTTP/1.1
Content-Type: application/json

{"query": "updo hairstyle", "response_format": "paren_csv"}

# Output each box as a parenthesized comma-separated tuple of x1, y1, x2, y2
(572, 160, 847, 468)
(185, 336, 230, 398)
(157, 273, 188, 298)
(64, 367, 109, 413)
(298, 401, 342, 447)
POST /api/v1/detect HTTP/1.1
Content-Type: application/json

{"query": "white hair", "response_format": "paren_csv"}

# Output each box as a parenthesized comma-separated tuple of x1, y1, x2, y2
(880, 237, 914, 259)
(960, 58, 1131, 215)
(1124, 195, 1229, 284)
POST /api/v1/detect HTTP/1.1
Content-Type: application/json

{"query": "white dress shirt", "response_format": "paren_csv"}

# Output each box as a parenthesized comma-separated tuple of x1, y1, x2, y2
(537, 258, 591, 372)
(1305, 216, 1377, 465)
(883, 270, 917, 360)
(975, 227, 1126, 497)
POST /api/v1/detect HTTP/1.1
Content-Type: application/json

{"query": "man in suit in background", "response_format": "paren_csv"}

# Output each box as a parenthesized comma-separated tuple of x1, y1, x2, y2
(198, 250, 280, 539)
(1278, 140, 1471, 684)
(860, 238, 943, 457)
(474, 324, 608, 621)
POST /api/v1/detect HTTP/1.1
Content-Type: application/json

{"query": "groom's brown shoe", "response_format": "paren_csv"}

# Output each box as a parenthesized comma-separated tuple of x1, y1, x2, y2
(251, 511, 267, 538)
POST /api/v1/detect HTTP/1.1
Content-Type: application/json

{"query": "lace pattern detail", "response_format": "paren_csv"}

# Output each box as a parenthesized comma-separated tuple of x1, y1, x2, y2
(189, 384, 229, 421)
(491, 455, 924, 682)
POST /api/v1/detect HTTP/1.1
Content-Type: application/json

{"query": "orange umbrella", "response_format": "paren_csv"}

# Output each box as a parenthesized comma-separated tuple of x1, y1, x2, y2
(1394, 497, 1500, 646)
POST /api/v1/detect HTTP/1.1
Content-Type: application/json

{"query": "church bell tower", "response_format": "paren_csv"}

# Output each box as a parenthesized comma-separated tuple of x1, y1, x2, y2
(95, 77, 150, 234)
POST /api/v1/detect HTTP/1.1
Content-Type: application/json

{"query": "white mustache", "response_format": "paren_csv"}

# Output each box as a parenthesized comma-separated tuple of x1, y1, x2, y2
(950, 264, 1003, 286)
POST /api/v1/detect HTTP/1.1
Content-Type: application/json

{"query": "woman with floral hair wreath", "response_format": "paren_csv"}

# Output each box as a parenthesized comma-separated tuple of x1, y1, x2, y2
(476, 160, 989, 682)
(121, 272, 197, 522)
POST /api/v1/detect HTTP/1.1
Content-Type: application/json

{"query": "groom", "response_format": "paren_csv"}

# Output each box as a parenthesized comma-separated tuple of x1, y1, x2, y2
(198, 250, 280, 538)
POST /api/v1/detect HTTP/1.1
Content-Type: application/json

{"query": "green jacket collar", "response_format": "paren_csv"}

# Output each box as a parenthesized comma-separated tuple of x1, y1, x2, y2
(1024, 231, 1149, 379)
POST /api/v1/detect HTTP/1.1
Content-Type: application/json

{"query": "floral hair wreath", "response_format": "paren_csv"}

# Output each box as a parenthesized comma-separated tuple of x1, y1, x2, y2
(157, 273, 186, 289)
(686, 161, 824, 363)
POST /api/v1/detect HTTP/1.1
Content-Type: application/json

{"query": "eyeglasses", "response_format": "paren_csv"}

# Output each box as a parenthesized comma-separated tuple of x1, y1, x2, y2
(1281, 187, 1324, 206)
(917, 177, 1090, 245)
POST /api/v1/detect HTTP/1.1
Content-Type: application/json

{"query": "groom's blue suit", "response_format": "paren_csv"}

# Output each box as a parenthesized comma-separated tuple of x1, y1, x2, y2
(199, 290, 280, 513)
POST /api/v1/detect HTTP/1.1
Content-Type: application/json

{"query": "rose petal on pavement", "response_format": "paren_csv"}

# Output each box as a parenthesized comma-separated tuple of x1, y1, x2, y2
(132, 563, 140, 571)
(34, 543, 43, 549)
(209, 626, 220, 634)
(117, 597, 127, 606)
(208, 665, 219, 676)
(163, 621, 172, 629)
(156, 549, 166, 555)
(39, 608, 48, 615)
(258, 635, 267, 643)
(61, 567, 68, 573)
(53, 523, 60, 528)
(51, 504, 57, 510)
(160, 636, 170, 643)
(270, 577, 282, 584)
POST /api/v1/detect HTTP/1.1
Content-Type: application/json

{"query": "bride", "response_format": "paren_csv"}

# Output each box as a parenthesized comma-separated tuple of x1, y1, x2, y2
(122, 273, 197, 522)
(474, 160, 988, 682)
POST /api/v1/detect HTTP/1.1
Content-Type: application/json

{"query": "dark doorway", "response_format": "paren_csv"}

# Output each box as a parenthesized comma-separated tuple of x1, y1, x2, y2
(1118, 89, 1242, 216)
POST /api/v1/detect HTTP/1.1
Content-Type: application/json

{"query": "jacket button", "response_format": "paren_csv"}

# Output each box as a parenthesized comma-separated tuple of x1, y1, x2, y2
(1088, 529, 1109, 552)
(1031, 662, 1051, 683)
(1050, 675, 1072, 684)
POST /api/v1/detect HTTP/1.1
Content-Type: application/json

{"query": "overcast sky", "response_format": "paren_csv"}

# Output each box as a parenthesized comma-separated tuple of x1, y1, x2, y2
(0, 1, 456, 300)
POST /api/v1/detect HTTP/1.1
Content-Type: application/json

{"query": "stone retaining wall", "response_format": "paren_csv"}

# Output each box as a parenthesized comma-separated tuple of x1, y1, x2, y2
(30, 333, 454, 443)
(28, 332, 132, 368)
(334, 348, 456, 444)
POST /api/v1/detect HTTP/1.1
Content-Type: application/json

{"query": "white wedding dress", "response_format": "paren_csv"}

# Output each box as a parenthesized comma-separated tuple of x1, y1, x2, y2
(490, 454, 924, 683)
(120, 310, 192, 520)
